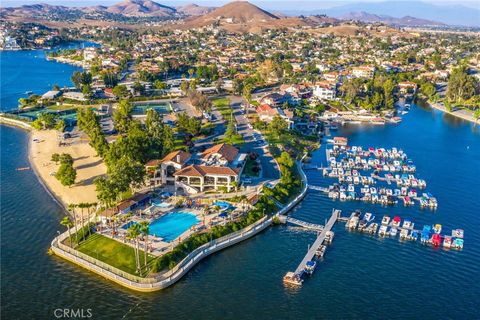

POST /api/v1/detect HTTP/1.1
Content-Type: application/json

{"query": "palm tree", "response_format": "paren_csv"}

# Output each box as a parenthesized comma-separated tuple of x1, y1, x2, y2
(139, 221, 150, 267)
(60, 216, 74, 247)
(68, 203, 78, 242)
(126, 224, 141, 274)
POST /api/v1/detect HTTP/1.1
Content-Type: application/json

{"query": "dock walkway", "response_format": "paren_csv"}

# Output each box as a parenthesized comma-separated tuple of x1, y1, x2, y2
(294, 209, 341, 275)
(286, 217, 324, 231)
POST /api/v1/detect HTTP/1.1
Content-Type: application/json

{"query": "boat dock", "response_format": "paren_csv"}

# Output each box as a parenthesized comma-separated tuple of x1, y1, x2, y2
(307, 185, 329, 192)
(284, 209, 341, 285)
(286, 217, 324, 231)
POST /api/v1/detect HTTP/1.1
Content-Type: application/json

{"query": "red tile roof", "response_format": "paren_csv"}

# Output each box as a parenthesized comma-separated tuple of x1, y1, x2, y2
(201, 143, 238, 163)
(162, 150, 191, 165)
(174, 165, 240, 177)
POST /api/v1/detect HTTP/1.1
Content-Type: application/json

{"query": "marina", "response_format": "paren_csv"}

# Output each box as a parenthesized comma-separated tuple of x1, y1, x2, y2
(319, 143, 438, 209)
(283, 207, 464, 287)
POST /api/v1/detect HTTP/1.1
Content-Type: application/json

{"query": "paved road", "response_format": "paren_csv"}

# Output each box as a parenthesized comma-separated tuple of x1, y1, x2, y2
(228, 96, 280, 180)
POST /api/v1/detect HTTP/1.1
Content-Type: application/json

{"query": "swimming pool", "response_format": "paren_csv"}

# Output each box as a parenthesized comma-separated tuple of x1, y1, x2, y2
(214, 201, 234, 210)
(152, 199, 171, 208)
(149, 212, 199, 242)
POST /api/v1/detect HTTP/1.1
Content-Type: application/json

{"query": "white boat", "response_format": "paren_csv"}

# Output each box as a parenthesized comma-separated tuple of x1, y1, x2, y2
(363, 212, 375, 223)
(315, 245, 327, 258)
(378, 225, 389, 237)
(283, 272, 303, 286)
(433, 224, 442, 234)
(381, 215, 391, 225)
(390, 228, 398, 237)
(324, 231, 335, 243)
(304, 261, 316, 274)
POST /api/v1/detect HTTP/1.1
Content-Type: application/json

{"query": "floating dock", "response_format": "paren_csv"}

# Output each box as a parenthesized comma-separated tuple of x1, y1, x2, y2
(284, 209, 341, 285)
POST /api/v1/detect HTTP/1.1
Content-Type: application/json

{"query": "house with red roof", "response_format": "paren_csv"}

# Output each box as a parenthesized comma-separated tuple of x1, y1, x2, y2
(145, 150, 191, 188)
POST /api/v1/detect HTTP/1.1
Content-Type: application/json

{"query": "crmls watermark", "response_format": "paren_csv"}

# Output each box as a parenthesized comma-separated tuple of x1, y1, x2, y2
(53, 309, 93, 319)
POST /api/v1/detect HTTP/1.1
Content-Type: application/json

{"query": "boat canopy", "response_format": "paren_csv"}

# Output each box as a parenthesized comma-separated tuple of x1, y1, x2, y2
(393, 216, 401, 222)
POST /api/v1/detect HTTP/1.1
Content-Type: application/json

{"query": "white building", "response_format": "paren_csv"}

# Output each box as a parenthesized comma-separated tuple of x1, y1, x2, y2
(313, 82, 336, 100)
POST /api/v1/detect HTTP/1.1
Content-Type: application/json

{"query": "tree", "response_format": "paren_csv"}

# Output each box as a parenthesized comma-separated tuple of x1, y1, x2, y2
(126, 223, 141, 274)
(153, 79, 166, 90)
(60, 216, 74, 246)
(55, 119, 66, 132)
(342, 78, 363, 104)
(473, 109, 480, 121)
(180, 81, 189, 94)
(32, 113, 58, 130)
(112, 85, 129, 99)
(94, 177, 118, 207)
(55, 160, 76, 187)
(188, 68, 195, 79)
(176, 112, 201, 136)
(113, 100, 133, 133)
(162, 125, 174, 155)
(446, 66, 478, 103)
(383, 79, 395, 109)
(421, 82, 436, 98)
(71, 71, 92, 89)
(268, 115, 288, 137)
(132, 82, 145, 95)
(215, 78, 224, 93)
(102, 72, 119, 88)
(51, 153, 60, 164)
(243, 84, 252, 103)
(139, 221, 150, 266)
(145, 109, 164, 158)
(82, 84, 93, 100)
(224, 117, 236, 143)
(188, 90, 211, 112)
(53, 84, 60, 91)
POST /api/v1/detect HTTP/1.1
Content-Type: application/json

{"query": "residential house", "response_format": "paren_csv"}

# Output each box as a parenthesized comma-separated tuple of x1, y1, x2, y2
(351, 66, 375, 79)
(397, 81, 418, 94)
(313, 81, 337, 100)
(145, 150, 191, 188)
(173, 165, 240, 193)
(260, 92, 288, 108)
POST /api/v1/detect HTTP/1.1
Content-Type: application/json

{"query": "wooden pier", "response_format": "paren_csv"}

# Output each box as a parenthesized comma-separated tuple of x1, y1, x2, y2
(293, 209, 341, 276)
(307, 185, 329, 193)
(286, 217, 324, 231)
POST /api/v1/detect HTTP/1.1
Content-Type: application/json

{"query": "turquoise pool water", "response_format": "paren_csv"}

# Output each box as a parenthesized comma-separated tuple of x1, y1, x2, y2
(150, 212, 199, 242)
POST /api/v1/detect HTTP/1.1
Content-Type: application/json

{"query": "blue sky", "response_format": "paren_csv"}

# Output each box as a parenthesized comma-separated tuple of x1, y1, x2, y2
(1, 0, 479, 9)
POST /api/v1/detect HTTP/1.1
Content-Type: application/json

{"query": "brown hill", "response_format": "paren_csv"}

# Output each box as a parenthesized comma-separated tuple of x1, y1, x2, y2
(177, 3, 214, 16)
(105, 0, 176, 17)
(186, 1, 279, 26)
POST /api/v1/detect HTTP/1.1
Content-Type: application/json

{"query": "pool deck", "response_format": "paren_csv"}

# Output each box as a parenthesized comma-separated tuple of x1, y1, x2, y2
(98, 206, 236, 257)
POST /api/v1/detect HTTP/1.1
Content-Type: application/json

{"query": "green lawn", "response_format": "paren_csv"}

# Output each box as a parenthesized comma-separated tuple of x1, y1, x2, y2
(244, 157, 260, 177)
(212, 98, 232, 120)
(76, 233, 156, 276)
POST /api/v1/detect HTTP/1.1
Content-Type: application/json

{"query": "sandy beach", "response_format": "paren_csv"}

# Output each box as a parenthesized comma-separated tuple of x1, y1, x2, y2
(430, 102, 479, 124)
(29, 129, 107, 208)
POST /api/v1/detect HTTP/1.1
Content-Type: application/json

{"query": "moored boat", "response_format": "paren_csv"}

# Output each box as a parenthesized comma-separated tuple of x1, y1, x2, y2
(381, 215, 390, 226)
(431, 233, 441, 247)
(433, 224, 442, 234)
(443, 236, 452, 248)
(304, 261, 317, 275)
(283, 272, 303, 286)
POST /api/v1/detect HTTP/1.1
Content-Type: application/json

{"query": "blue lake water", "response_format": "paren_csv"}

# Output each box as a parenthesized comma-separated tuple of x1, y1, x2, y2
(1, 47, 480, 319)
(0, 41, 98, 111)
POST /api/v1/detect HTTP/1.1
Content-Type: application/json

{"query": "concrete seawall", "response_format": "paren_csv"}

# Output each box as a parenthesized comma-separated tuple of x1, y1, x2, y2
(0, 116, 32, 130)
(51, 161, 309, 292)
